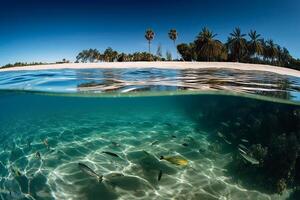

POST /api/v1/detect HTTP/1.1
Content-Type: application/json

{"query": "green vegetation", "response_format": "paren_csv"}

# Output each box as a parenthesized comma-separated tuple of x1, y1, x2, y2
(2, 27, 300, 70)
(1, 59, 70, 68)
(75, 48, 161, 63)
(177, 27, 299, 70)
(145, 29, 155, 54)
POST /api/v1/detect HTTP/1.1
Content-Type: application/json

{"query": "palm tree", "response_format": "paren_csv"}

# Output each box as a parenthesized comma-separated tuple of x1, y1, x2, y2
(227, 27, 247, 62)
(177, 43, 197, 61)
(103, 47, 118, 62)
(281, 47, 292, 66)
(145, 29, 155, 54)
(117, 53, 129, 62)
(76, 49, 90, 63)
(195, 27, 225, 61)
(264, 39, 278, 64)
(168, 29, 178, 59)
(248, 30, 264, 59)
(277, 46, 292, 66)
(88, 49, 100, 62)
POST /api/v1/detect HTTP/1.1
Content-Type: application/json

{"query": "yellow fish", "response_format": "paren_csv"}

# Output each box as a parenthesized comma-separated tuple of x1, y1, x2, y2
(160, 155, 188, 166)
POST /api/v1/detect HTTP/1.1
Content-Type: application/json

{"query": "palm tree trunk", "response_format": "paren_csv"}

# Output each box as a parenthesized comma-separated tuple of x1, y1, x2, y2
(148, 41, 151, 54)
(174, 40, 178, 60)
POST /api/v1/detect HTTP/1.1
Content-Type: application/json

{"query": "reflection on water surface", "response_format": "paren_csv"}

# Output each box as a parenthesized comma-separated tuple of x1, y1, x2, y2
(0, 68, 300, 103)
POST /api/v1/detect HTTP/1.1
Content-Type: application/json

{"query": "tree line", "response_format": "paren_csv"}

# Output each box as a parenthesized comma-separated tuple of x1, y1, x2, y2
(1, 59, 70, 69)
(75, 29, 177, 63)
(2, 28, 300, 70)
(75, 48, 162, 62)
(177, 27, 299, 69)
(74, 27, 300, 70)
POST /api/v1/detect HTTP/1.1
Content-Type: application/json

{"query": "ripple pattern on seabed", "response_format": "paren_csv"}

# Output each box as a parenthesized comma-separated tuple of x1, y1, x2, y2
(0, 109, 284, 200)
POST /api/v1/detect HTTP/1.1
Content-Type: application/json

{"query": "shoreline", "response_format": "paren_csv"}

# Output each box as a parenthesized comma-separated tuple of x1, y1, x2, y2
(1, 61, 300, 77)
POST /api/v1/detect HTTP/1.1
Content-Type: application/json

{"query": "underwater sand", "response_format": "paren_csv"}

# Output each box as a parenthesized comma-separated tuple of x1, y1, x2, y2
(0, 68, 300, 199)
(0, 93, 299, 200)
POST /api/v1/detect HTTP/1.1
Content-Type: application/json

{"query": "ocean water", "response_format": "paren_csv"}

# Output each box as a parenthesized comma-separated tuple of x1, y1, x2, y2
(0, 68, 300, 200)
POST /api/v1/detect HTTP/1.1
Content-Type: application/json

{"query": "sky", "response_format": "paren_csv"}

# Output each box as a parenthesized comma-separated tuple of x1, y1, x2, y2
(0, 0, 299, 65)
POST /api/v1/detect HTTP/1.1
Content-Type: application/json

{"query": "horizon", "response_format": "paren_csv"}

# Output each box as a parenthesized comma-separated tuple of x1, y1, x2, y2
(1, 0, 300, 66)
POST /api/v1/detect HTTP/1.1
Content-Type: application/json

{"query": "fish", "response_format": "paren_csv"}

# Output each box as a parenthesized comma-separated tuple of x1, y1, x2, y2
(240, 153, 259, 165)
(35, 151, 41, 159)
(158, 169, 163, 181)
(160, 155, 188, 166)
(106, 172, 124, 178)
(11, 167, 22, 177)
(102, 151, 119, 158)
(78, 163, 103, 182)
(217, 131, 224, 138)
(223, 138, 232, 145)
(218, 132, 232, 144)
(238, 144, 248, 151)
(221, 122, 229, 127)
(238, 148, 247, 155)
(142, 150, 150, 156)
(241, 139, 249, 143)
(171, 135, 177, 139)
(182, 143, 189, 147)
(151, 140, 159, 146)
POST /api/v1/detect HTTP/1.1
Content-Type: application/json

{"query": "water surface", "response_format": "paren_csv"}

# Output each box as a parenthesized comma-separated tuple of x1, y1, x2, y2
(0, 68, 300, 103)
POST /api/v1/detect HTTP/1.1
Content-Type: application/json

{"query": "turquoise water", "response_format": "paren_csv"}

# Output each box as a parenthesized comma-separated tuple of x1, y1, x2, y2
(0, 68, 300, 200)
(1, 68, 300, 102)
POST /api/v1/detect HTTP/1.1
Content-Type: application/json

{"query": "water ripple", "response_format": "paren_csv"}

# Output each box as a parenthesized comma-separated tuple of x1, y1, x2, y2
(0, 68, 300, 103)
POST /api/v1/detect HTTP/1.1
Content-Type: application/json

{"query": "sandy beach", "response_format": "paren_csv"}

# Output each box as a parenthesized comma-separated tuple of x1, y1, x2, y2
(1, 61, 300, 77)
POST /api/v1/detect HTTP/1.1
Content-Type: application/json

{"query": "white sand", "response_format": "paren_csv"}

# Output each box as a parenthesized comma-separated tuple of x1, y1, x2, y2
(1, 61, 300, 77)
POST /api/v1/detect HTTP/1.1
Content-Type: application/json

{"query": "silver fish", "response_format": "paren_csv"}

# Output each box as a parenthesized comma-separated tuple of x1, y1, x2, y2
(221, 122, 229, 127)
(102, 151, 119, 158)
(241, 139, 249, 143)
(240, 153, 259, 165)
(78, 163, 103, 182)
(223, 138, 232, 145)
(218, 132, 231, 144)
(217, 132, 224, 138)
(238, 148, 247, 155)
(238, 144, 248, 151)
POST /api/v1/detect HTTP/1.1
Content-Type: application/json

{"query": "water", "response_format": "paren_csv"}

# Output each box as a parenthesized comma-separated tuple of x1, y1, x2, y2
(0, 68, 300, 200)
(0, 68, 300, 102)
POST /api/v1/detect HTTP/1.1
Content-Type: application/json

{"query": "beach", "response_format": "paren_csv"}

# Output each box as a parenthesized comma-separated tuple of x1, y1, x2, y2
(1, 62, 300, 77)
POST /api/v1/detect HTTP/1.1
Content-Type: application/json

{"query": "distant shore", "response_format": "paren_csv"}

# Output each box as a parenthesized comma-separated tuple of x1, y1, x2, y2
(1, 62, 300, 77)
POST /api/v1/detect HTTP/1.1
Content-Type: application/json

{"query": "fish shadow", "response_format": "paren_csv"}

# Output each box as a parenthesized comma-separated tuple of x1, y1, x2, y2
(127, 151, 177, 186)
(105, 175, 153, 191)
(79, 180, 118, 200)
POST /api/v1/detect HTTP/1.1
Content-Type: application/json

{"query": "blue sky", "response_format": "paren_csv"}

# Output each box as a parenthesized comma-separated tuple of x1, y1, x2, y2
(0, 0, 299, 65)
